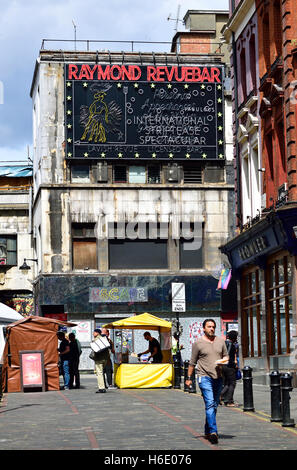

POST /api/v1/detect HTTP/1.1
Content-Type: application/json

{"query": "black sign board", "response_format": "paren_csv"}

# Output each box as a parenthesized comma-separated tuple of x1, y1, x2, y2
(64, 64, 224, 161)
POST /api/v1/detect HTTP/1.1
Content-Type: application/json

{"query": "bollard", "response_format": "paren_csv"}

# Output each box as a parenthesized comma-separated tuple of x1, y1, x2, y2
(280, 373, 295, 427)
(184, 360, 189, 392)
(173, 359, 181, 389)
(270, 370, 282, 422)
(188, 367, 196, 394)
(243, 366, 255, 411)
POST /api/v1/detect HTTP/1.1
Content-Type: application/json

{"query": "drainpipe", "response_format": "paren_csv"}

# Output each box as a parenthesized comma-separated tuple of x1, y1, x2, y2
(232, 31, 242, 227)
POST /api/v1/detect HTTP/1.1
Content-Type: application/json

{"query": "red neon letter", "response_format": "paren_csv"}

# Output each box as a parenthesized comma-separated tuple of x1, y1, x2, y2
(68, 64, 78, 80)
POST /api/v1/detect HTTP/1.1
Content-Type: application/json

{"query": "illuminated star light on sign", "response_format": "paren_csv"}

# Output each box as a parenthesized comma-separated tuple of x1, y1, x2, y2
(184, 84, 189, 89)
(217, 98, 222, 103)
(67, 138, 72, 143)
(101, 153, 106, 158)
(152, 153, 157, 158)
(84, 152, 89, 158)
(150, 83, 156, 89)
(66, 82, 72, 87)
(117, 83, 122, 88)
(167, 84, 172, 89)
(134, 153, 140, 158)
(134, 83, 139, 88)
(202, 153, 207, 159)
(67, 110, 72, 115)
(218, 126, 223, 131)
(218, 112, 222, 117)
(83, 82, 88, 87)
(201, 84, 206, 89)
(67, 152, 72, 157)
(118, 153, 123, 158)
(185, 153, 191, 159)
(169, 153, 174, 159)
(67, 96, 72, 101)
(67, 124, 72, 129)
(217, 85, 222, 90)
(219, 154, 224, 159)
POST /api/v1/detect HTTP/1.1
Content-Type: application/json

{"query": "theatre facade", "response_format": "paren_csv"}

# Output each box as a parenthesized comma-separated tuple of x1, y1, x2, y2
(30, 48, 235, 368)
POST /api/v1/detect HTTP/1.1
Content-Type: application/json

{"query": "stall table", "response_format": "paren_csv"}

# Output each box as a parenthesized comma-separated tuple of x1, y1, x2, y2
(103, 313, 173, 389)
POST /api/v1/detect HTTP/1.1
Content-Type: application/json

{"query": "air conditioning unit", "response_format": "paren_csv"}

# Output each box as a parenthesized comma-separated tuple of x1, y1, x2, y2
(0, 242, 7, 264)
(278, 183, 288, 200)
(96, 162, 108, 183)
(166, 164, 179, 183)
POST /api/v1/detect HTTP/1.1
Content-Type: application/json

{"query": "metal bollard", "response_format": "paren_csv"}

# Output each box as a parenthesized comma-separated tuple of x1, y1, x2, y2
(173, 359, 181, 389)
(243, 366, 255, 411)
(280, 373, 295, 427)
(188, 367, 196, 394)
(270, 370, 282, 422)
(184, 360, 189, 392)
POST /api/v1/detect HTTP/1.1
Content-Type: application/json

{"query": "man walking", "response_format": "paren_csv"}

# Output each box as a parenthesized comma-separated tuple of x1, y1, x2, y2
(185, 319, 228, 444)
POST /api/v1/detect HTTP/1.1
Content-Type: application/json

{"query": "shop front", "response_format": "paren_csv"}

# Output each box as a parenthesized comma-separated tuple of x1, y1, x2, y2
(221, 206, 297, 384)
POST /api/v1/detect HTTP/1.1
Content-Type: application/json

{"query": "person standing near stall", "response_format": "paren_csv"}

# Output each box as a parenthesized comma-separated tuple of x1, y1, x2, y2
(57, 331, 71, 390)
(138, 331, 163, 363)
(101, 328, 116, 389)
(68, 332, 81, 389)
(93, 329, 110, 393)
(185, 319, 228, 445)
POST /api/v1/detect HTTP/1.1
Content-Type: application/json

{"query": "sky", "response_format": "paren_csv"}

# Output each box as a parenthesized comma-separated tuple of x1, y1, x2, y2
(0, 0, 229, 163)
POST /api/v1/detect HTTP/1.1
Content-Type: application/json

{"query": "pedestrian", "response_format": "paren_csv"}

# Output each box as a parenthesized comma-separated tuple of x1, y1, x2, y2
(171, 332, 184, 366)
(185, 319, 229, 445)
(92, 328, 110, 393)
(69, 332, 81, 389)
(101, 327, 116, 389)
(138, 331, 163, 363)
(57, 331, 71, 390)
(220, 330, 239, 407)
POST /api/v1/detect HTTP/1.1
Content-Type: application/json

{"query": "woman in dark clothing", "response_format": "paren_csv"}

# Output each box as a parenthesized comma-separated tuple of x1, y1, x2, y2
(220, 330, 239, 407)
(69, 332, 81, 389)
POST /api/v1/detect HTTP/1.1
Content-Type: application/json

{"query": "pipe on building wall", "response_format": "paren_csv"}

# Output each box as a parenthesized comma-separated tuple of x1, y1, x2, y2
(232, 31, 242, 227)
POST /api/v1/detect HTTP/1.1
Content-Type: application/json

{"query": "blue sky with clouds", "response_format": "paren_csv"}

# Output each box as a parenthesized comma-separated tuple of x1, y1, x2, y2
(0, 0, 228, 162)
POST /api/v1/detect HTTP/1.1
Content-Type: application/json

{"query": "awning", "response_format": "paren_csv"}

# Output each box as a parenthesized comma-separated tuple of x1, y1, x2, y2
(103, 312, 172, 332)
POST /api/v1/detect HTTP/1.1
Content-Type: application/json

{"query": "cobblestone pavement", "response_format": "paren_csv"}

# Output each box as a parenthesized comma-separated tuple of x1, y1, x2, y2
(0, 374, 297, 452)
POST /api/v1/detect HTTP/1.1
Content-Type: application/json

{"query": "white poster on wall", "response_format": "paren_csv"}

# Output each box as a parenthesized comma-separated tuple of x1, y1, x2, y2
(69, 320, 92, 343)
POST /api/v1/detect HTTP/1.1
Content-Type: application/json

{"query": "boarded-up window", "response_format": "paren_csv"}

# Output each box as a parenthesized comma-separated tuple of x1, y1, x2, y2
(72, 223, 97, 270)
(108, 222, 168, 269)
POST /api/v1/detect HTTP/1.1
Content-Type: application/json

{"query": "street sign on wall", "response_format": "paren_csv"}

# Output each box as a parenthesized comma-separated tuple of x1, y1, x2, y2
(172, 282, 186, 312)
(64, 63, 225, 161)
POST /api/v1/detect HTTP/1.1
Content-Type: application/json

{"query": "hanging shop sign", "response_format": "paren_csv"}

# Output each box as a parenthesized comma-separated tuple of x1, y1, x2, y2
(64, 63, 224, 161)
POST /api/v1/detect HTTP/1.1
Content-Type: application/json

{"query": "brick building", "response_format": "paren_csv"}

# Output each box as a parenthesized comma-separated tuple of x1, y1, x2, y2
(221, 0, 297, 384)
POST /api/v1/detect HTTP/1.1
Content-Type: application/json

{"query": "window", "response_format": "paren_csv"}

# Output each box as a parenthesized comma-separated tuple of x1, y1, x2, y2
(267, 254, 293, 355)
(183, 164, 203, 183)
(180, 222, 203, 269)
(0, 235, 17, 266)
(72, 223, 97, 270)
(108, 222, 168, 269)
(240, 48, 247, 100)
(241, 268, 262, 357)
(249, 34, 257, 91)
(71, 165, 90, 183)
(113, 164, 161, 184)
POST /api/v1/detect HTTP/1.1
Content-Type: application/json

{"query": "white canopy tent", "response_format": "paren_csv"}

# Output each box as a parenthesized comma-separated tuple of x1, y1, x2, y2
(0, 302, 24, 324)
(0, 303, 23, 362)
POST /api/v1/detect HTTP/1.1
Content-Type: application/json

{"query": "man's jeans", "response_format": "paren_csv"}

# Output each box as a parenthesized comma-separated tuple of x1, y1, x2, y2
(198, 376, 223, 435)
(62, 360, 70, 388)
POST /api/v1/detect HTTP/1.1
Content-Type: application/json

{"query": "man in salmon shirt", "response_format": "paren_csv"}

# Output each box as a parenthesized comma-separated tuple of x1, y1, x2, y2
(185, 319, 229, 445)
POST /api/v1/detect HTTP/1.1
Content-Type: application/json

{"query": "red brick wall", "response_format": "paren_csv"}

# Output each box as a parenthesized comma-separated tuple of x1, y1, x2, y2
(179, 34, 212, 54)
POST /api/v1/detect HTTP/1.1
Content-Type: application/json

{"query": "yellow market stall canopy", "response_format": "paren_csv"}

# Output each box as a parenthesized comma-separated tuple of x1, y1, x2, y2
(103, 313, 173, 389)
